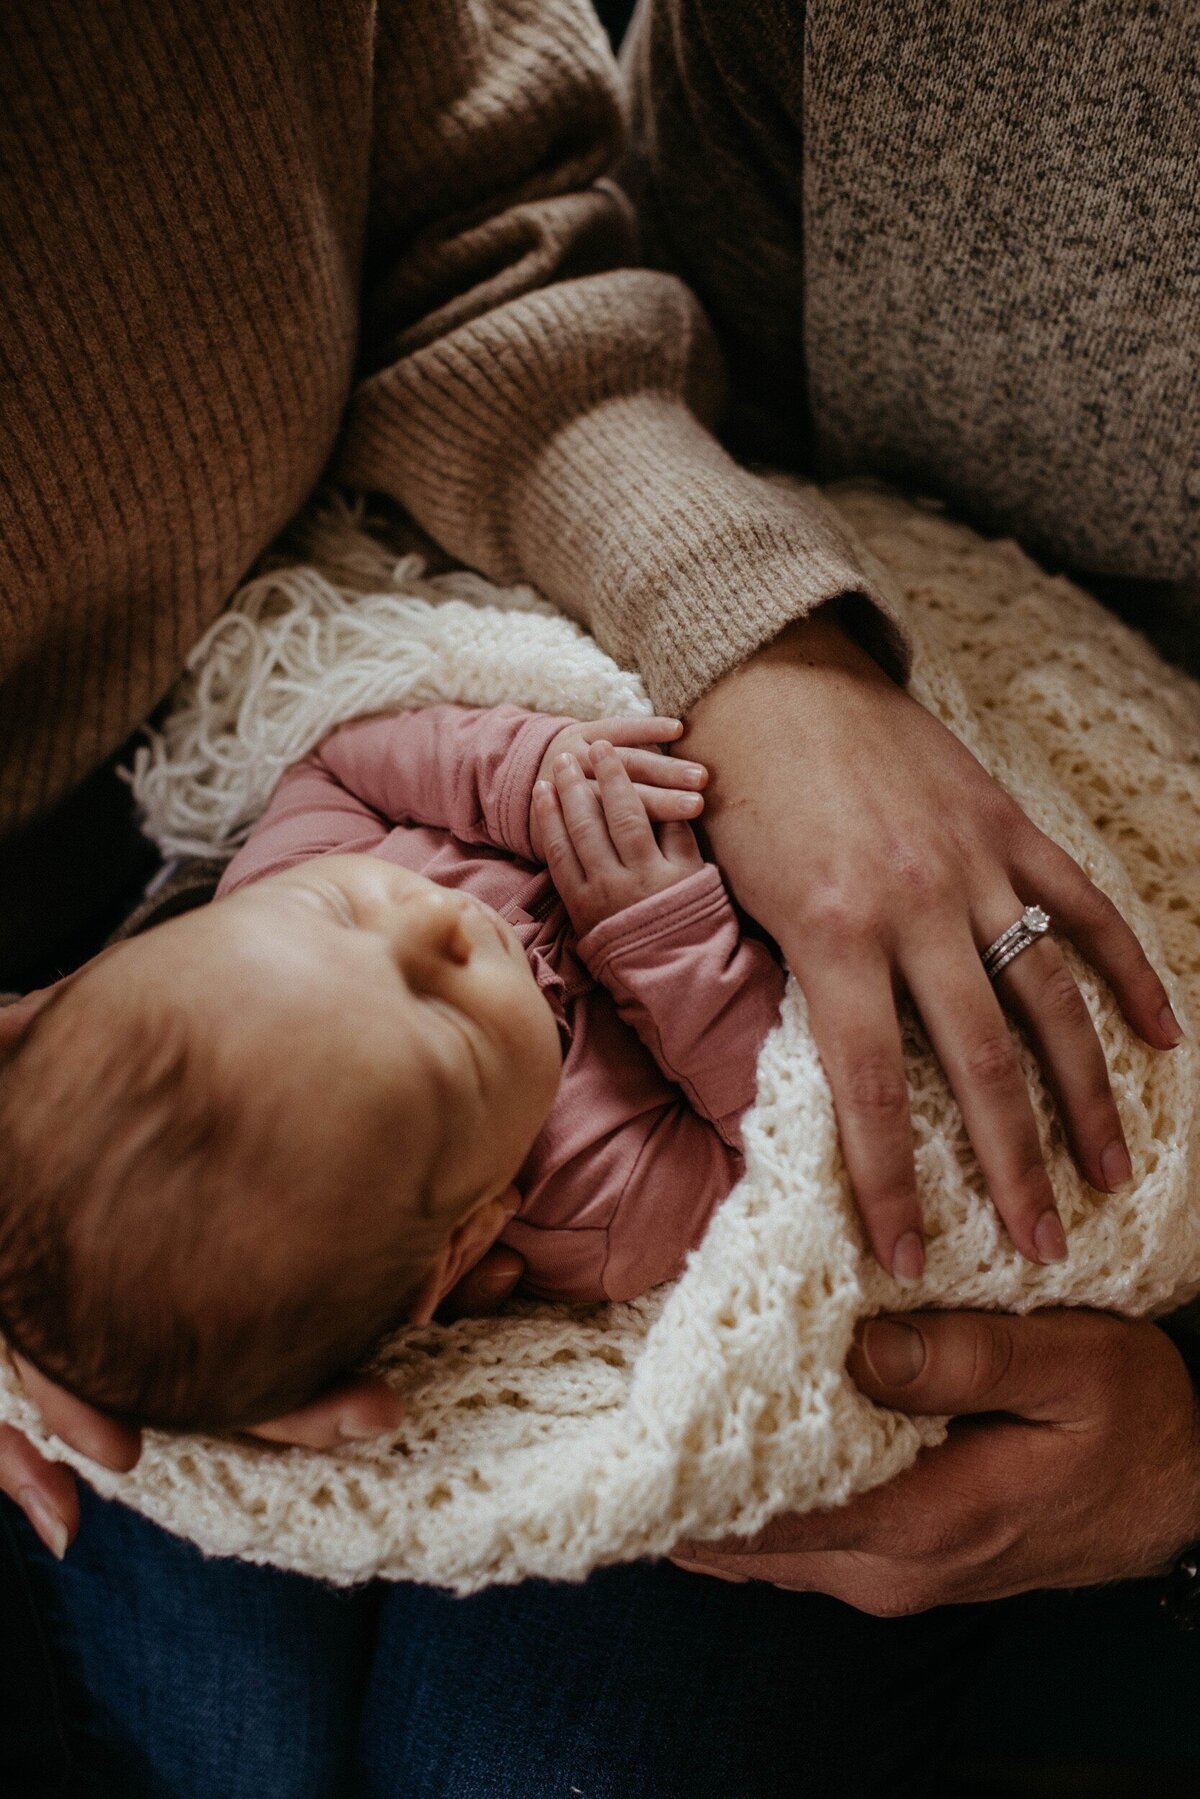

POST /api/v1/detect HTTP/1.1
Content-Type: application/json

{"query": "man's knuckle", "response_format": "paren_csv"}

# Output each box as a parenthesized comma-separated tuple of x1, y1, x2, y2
(864, 1582, 923, 1619)
(1082, 1318, 1131, 1397)
(911, 1509, 972, 1561)
(968, 1317, 1016, 1400)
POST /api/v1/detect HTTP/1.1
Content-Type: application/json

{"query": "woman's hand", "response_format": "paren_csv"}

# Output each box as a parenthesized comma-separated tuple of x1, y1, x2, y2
(0, 1246, 526, 1557)
(673, 1309, 1200, 1611)
(530, 715, 705, 859)
(683, 610, 1181, 1278)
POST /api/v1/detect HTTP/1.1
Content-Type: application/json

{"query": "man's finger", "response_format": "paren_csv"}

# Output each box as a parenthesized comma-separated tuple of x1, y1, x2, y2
(849, 1307, 1117, 1422)
(438, 1244, 525, 1321)
(13, 1352, 140, 1472)
(0, 1423, 79, 1557)
(248, 1375, 404, 1449)
(675, 1419, 1032, 1569)
(675, 1476, 909, 1562)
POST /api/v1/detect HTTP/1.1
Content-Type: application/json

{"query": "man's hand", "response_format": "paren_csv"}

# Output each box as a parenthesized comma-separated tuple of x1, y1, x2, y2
(530, 715, 705, 860)
(0, 1246, 526, 1557)
(683, 611, 1180, 1279)
(535, 740, 705, 934)
(675, 1309, 1200, 1612)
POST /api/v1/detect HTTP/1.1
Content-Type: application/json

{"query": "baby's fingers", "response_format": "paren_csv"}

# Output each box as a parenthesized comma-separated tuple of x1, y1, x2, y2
(658, 819, 705, 871)
(248, 1377, 405, 1450)
(534, 779, 585, 891)
(632, 782, 705, 825)
(613, 747, 707, 794)
(592, 741, 660, 867)
(552, 755, 616, 876)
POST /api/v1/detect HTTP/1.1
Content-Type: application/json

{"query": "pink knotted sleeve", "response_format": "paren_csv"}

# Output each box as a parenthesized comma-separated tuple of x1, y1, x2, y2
(574, 864, 786, 1151)
(313, 704, 571, 860)
(219, 758, 393, 893)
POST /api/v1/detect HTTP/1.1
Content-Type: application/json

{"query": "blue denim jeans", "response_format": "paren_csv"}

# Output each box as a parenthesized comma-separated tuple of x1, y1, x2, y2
(1, 1488, 981, 1798)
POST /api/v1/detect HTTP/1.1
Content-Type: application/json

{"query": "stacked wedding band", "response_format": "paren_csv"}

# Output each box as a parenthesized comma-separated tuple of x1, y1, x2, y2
(982, 906, 1052, 981)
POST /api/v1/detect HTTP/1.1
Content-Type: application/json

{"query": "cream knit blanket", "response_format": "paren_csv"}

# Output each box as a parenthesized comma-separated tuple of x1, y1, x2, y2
(2, 483, 1197, 1592)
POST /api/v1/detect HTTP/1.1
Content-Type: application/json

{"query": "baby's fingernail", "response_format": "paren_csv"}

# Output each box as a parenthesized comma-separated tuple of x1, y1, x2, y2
(1159, 1004, 1184, 1047)
(19, 1486, 68, 1560)
(1033, 1208, 1069, 1264)
(890, 1231, 925, 1284)
(859, 1319, 926, 1387)
(1100, 1139, 1132, 1191)
(682, 795, 703, 813)
(682, 766, 705, 785)
(554, 753, 573, 772)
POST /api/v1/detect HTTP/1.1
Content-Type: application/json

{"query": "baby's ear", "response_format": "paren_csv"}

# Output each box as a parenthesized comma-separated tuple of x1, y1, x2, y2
(407, 1186, 521, 1327)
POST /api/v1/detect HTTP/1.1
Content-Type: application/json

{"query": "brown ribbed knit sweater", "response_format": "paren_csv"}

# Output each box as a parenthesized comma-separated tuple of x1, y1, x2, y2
(0, 0, 893, 840)
(622, 0, 1200, 590)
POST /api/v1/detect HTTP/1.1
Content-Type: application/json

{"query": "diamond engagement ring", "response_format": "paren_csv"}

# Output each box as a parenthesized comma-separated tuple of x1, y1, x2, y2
(981, 905, 1052, 981)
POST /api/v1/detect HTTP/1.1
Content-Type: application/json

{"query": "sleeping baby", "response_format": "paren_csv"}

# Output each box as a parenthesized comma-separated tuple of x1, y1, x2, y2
(0, 705, 793, 1431)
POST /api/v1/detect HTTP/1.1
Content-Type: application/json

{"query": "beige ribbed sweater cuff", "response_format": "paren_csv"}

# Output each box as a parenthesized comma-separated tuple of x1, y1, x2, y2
(337, 267, 911, 714)
(341, 380, 912, 714)
(504, 390, 913, 712)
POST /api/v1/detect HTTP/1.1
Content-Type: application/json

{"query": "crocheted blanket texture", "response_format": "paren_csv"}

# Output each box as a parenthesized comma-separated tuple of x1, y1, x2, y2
(2, 483, 1196, 1591)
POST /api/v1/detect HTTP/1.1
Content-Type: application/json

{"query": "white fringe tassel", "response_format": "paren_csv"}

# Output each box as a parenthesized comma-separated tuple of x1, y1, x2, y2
(127, 498, 649, 859)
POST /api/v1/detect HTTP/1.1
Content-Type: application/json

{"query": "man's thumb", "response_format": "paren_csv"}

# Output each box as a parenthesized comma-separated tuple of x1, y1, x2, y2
(848, 1308, 1107, 1422)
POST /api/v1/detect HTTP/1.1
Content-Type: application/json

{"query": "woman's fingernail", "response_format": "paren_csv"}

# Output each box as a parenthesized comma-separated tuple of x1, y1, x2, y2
(1100, 1139, 1133, 1190)
(890, 1231, 925, 1284)
(859, 1319, 926, 1386)
(683, 766, 705, 785)
(1159, 1004, 1184, 1047)
(1034, 1208, 1069, 1263)
(18, 1486, 68, 1560)
(682, 795, 703, 812)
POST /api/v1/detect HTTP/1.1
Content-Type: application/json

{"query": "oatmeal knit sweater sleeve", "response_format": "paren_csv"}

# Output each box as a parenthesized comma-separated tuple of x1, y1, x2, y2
(0, 0, 903, 837)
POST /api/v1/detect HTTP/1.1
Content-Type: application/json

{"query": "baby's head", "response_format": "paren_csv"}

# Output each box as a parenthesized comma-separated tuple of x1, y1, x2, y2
(0, 856, 561, 1430)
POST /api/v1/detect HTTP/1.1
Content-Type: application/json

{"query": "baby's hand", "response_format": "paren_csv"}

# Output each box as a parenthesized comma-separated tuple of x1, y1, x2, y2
(534, 741, 705, 935)
(530, 716, 705, 860)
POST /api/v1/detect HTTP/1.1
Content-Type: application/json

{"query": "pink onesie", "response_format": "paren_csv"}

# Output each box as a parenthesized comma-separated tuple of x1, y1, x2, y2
(220, 706, 786, 1305)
